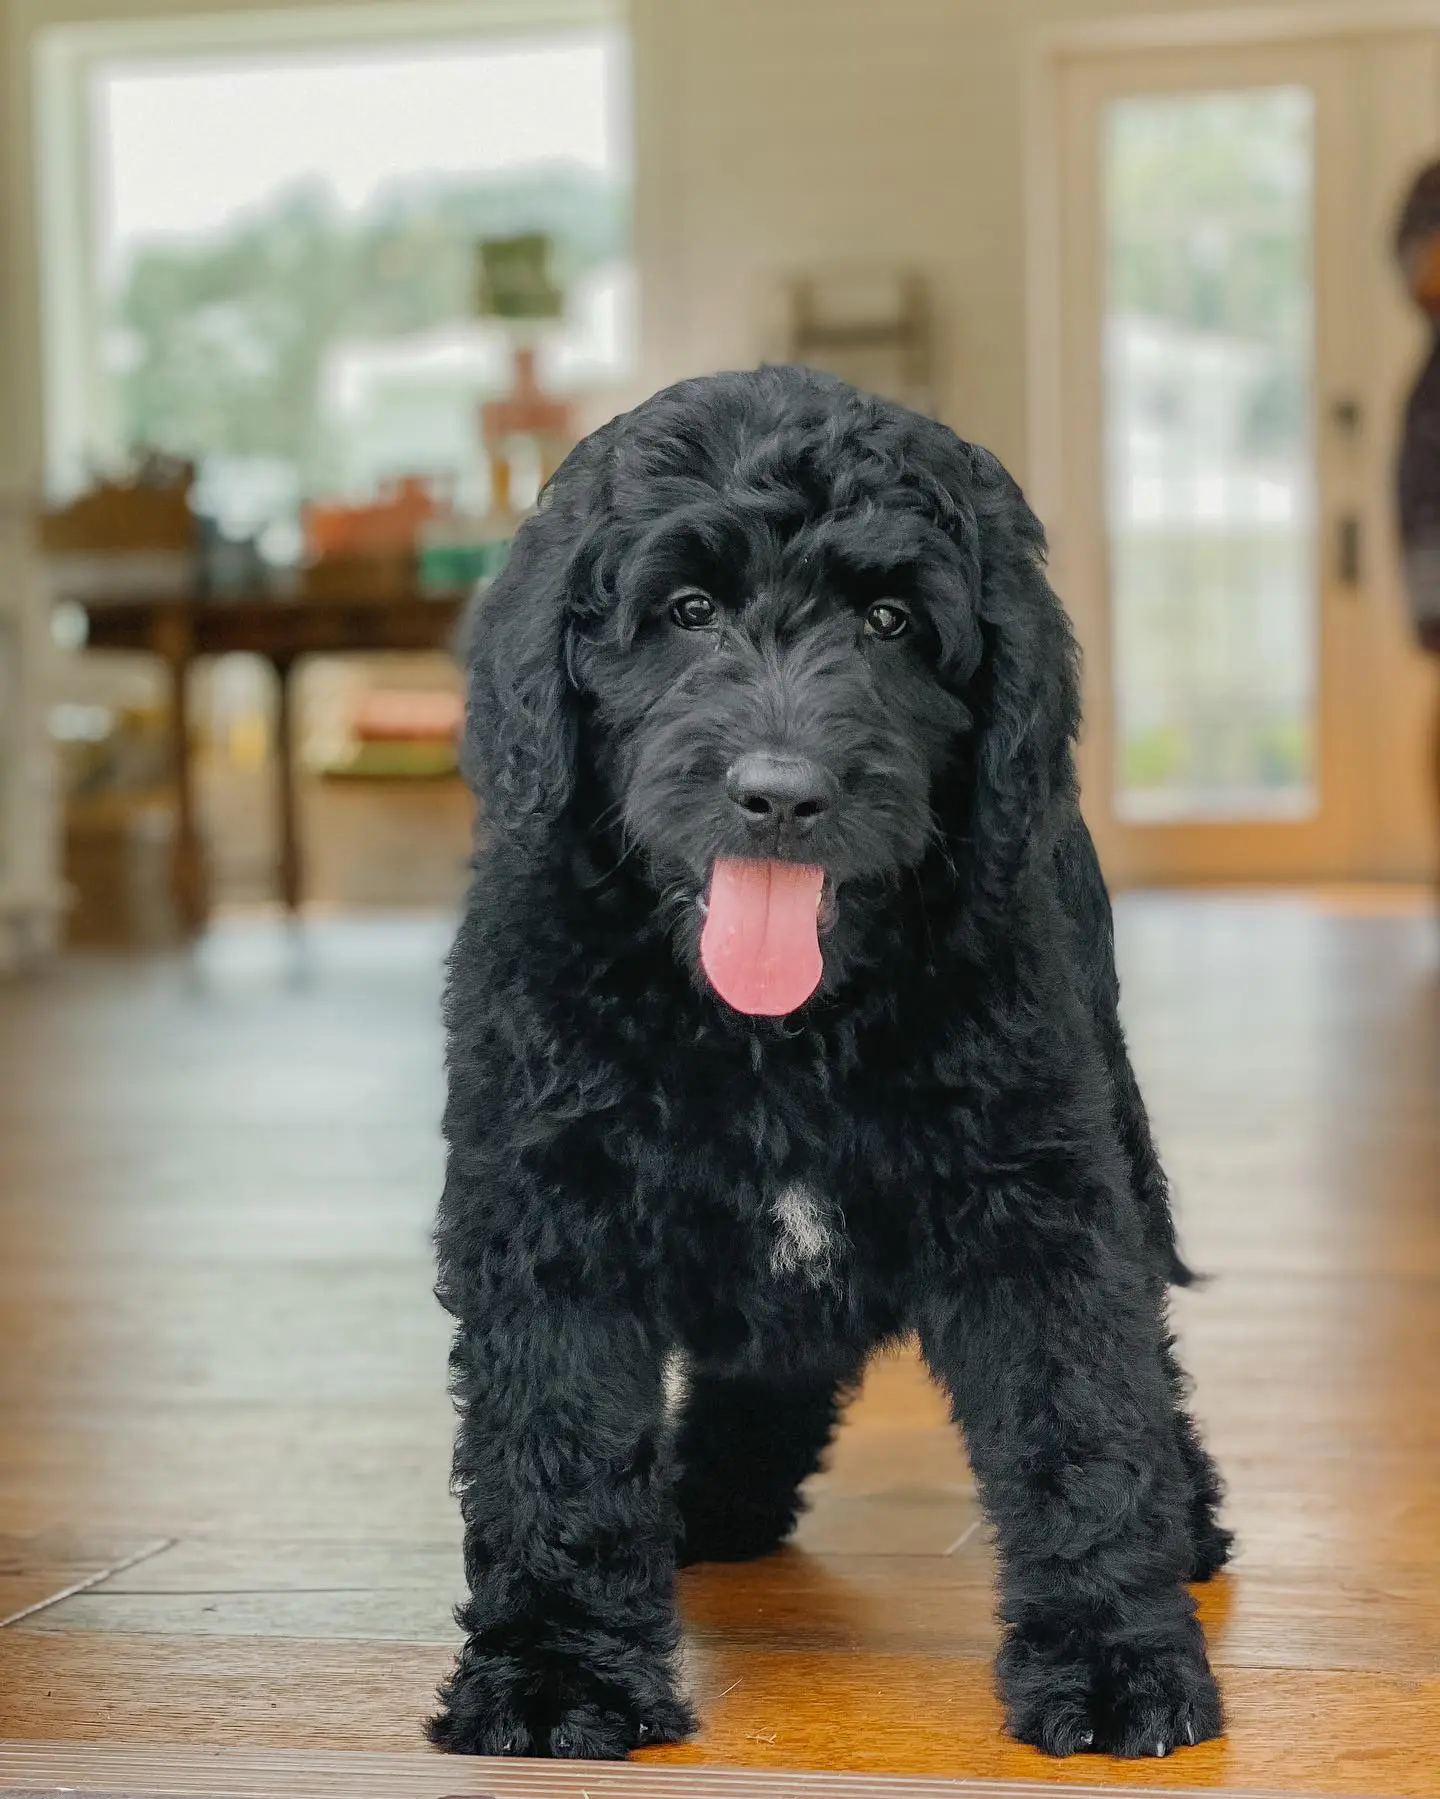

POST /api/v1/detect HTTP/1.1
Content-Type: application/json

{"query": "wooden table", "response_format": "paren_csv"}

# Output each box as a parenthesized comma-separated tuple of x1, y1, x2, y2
(79, 592, 468, 929)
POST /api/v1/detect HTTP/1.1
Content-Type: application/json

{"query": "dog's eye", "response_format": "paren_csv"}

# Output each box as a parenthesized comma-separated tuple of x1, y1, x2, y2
(669, 587, 718, 630)
(864, 601, 910, 641)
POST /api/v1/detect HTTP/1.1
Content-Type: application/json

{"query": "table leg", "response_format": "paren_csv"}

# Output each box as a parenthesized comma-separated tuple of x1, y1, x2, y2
(272, 654, 303, 914)
(164, 638, 208, 934)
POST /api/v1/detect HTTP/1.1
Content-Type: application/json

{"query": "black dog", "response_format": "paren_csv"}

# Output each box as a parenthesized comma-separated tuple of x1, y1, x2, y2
(431, 366, 1231, 1762)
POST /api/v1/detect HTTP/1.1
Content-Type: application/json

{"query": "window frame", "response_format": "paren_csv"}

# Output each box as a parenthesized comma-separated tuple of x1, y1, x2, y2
(32, 0, 624, 497)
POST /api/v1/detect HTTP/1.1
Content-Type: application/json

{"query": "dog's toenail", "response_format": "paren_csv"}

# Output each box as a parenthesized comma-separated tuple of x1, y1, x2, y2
(1154, 1739, 1168, 1757)
(1077, 1730, 1093, 1749)
(1184, 1721, 1196, 1745)
(502, 1735, 519, 1753)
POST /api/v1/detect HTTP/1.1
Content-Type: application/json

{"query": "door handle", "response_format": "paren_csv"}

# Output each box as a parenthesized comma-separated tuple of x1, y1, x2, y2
(1336, 512, 1362, 589)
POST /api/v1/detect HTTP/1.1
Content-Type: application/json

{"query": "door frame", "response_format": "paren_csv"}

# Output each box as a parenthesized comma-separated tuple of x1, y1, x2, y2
(1026, 2, 1440, 885)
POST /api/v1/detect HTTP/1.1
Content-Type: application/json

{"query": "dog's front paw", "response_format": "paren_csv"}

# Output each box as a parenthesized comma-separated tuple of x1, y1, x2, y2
(998, 1617, 1223, 1758)
(428, 1638, 695, 1759)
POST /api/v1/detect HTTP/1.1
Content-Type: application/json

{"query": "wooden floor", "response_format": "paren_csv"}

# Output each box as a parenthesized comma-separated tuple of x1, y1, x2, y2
(1, 892, 1438, 1794)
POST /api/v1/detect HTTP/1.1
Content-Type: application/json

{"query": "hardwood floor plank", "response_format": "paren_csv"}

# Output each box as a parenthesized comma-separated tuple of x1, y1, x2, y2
(2, 1634, 1438, 1793)
(0, 1739, 1355, 1799)
(0, 1535, 173, 1629)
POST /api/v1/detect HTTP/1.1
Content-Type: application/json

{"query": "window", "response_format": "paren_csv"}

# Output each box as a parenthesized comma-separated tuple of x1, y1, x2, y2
(41, 8, 632, 560)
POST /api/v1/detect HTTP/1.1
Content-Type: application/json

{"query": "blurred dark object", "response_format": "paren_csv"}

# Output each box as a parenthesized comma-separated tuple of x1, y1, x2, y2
(77, 591, 466, 930)
(785, 267, 936, 415)
(1394, 160, 1440, 876)
(193, 513, 269, 599)
(1396, 159, 1440, 291)
(1396, 159, 1440, 646)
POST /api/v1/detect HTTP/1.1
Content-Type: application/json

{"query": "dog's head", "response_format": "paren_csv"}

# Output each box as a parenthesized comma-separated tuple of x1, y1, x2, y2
(465, 367, 1077, 1016)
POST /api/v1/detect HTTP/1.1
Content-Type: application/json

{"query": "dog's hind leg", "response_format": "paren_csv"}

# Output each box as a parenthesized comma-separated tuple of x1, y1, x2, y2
(672, 1364, 863, 1565)
(1162, 1336, 1233, 1582)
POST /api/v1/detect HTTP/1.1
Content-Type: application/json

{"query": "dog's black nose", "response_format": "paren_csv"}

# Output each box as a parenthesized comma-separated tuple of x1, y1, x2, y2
(726, 753, 836, 834)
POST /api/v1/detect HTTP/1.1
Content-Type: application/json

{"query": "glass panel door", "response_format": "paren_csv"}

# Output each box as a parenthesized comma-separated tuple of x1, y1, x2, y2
(1104, 87, 1318, 823)
(1054, 32, 1440, 884)
(1054, 40, 1378, 884)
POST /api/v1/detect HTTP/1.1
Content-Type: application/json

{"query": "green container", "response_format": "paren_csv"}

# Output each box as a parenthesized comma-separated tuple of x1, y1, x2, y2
(419, 537, 512, 595)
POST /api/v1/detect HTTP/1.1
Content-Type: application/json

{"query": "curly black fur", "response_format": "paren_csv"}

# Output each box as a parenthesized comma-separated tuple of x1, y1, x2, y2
(431, 366, 1231, 1762)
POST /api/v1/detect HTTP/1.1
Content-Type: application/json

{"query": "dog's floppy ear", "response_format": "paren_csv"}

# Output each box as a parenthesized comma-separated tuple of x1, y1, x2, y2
(962, 446, 1081, 901)
(461, 439, 611, 844)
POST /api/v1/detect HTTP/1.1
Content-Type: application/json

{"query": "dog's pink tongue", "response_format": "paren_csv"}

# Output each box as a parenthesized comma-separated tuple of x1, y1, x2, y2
(700, 857, 825, 1017)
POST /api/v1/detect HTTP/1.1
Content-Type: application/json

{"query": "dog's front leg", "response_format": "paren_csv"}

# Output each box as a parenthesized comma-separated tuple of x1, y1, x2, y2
(919, 1233, 1223, 1758)
(429, 1295, 693, 1759)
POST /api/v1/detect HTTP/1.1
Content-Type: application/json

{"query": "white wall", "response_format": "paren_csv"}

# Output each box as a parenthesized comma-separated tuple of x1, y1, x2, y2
(632, 0, 1354, 478)
(1, 0, 1335, 496)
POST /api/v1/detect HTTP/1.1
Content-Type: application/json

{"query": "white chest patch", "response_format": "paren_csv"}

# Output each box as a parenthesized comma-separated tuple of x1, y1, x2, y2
(770, 1182, 837, 1278)
(662, 1348, 690, 1424)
